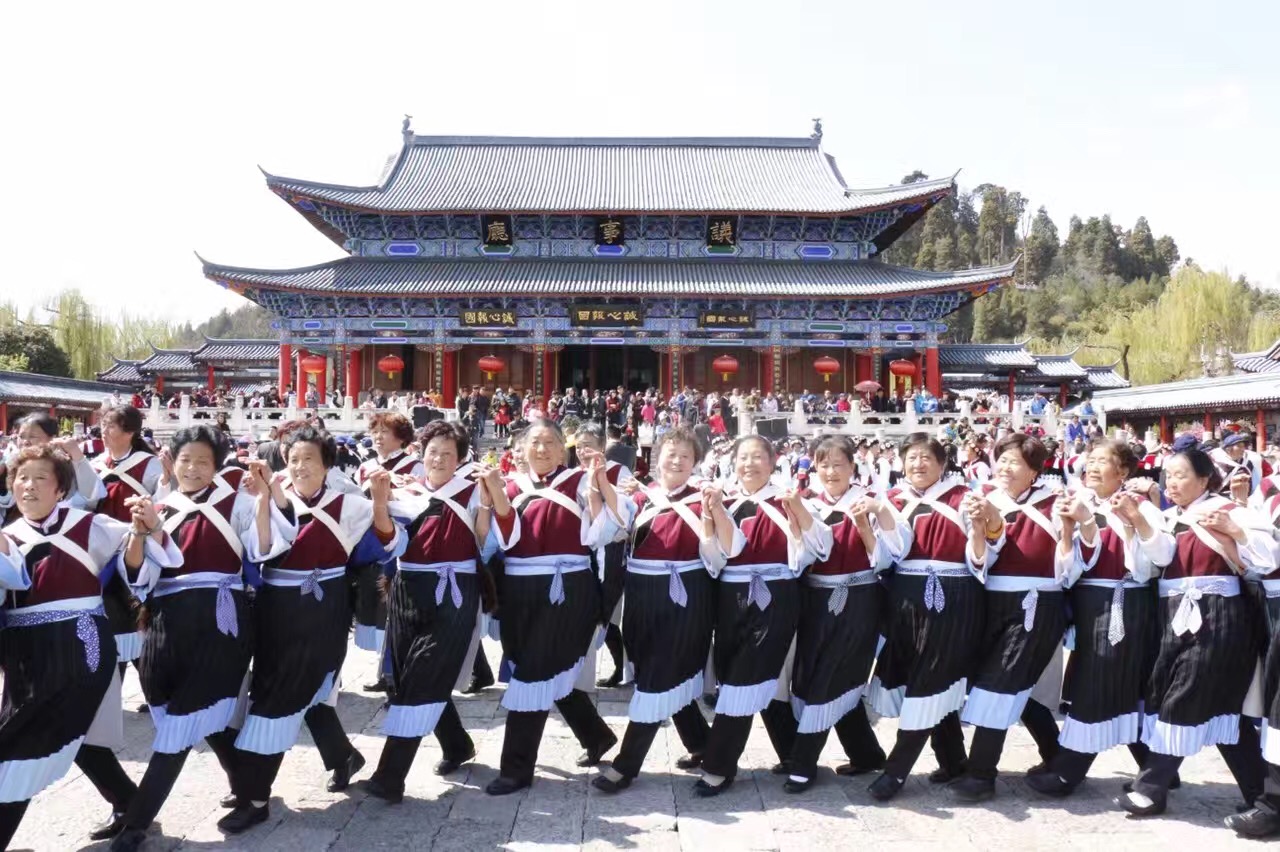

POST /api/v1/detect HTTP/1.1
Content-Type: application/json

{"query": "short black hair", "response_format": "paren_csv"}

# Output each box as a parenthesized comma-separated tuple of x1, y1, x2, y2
(420, 419, 469, 459)
(170, 425, 229, 469)
(282, 425, 336, 469)
(899, 432, 947, 464)
(16, 413, 58, 440)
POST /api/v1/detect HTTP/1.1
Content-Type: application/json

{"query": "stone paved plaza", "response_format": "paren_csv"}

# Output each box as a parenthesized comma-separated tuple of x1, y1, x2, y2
(14, 640, 1266, 851)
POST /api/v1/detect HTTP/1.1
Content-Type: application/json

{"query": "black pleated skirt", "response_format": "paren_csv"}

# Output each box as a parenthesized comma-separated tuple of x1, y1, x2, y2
(1147, 591, 1257, 732)
(243, 574, 351, 720)
(1063, 583, 1156, 725)
(386, 570, 479, 708)
(351, 560, 387, 651)
(712, 577, 799, 716)
(140, 586, 254, 751)
(622, 568, 715, 696)
(499, 568, 601, 711)
(791, 580, 879, 714)
(0, 613, 117, 799)
(873, 572, 985, 701)
(970, 587, 1067, 697)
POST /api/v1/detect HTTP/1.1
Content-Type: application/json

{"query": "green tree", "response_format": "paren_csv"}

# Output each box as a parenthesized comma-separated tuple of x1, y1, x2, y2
(0, 325, 72, 376)
(1023, 207, 1059, 284)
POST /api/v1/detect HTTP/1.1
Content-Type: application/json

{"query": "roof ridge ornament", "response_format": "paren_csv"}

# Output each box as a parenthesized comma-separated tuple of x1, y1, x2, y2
(402, 114, 413, 142)
(811, 117, 823, 141)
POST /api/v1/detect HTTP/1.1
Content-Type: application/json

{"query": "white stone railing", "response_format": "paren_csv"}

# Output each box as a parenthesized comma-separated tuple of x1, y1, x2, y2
(144, 395, 457, 438)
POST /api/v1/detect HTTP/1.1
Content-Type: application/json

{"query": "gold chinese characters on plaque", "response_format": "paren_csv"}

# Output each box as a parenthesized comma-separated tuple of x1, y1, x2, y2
(460, 309, 518, 328)
(481, 214, 513, 247)
(596, 217, 625, 246)
(697, 309, 754, 329)
(568, 304, 645, 328)
(706, 217, 737, 247)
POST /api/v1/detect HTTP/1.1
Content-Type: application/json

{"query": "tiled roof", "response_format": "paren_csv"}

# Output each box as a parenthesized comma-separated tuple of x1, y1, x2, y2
(0, 371, 120, 410)
(936, 343, 1037, 370)
(1031, 353, 1087, 379)
(264, 134, 955, 215)
(202, 257, 1018, 298)
(1232, 351, 1280, 374)
(97, 358, 144, 384)
(1084, 365, 1130, 389)
(193, 337, 279, 364)
(139, 347, 197, 374)
(1094, 372, 1280, 414)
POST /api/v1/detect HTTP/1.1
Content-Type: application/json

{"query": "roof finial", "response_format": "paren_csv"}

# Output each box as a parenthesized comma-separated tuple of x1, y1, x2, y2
(402, 114, 413, 141)
(811, 117, 823, 141)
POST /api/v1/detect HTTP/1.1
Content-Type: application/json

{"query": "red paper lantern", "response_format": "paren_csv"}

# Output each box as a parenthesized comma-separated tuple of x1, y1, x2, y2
(377, 354, 405, 379)
(888, 359, 915, 377)
(300, 354, 326, 375)
(478, 354, 505, 380)
(712, 354, 740, 382)
(813, 355, 840, 383)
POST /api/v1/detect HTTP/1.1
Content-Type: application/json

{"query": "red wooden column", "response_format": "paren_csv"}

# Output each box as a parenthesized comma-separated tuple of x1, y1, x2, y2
(1007, 371, 1017, 406)
(442, 349, 457, 406)
(1257, 408, 1267, 451)
(542, 350, 555, 403)
(0, 402, 8, 433)
(925, 346, 941, 397)
(278, 342, 292, 394)
(1203, 411, 1213, 435)
(315, 354, 327, 402)
(1160, 415, 1172, 444)
(346, 348, 362, 401)
(206, 364, 215, 392)
(1058, 383, 1068, 407)
(155, 375, 165, 395)
(295, 349, 307, 398)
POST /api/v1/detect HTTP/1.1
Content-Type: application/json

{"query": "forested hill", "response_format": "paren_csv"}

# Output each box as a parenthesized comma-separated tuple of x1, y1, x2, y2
(884, 172, 1280, 385)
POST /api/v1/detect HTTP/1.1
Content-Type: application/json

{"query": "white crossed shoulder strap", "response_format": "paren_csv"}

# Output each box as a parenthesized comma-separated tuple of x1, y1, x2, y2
(96, 452, 152, 498)
(727, 486, 797, 542)
(1171, 497, 1266, 573)
(418, 476, 476, 536)
(511, 469, 584, 519)
(5, 509, 99, 576)
(289, 489, 357, 555)
(987, 485, 1060, 541)
(811, 486, 872, 525)
(160, 484, 243, 557)
(638, 486, 704, 539)
(891, 482, 966, 536)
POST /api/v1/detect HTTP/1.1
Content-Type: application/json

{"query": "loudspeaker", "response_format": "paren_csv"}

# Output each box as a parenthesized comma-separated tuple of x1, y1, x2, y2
(755, 417, 789, 439)
(412, 406, 443, 428)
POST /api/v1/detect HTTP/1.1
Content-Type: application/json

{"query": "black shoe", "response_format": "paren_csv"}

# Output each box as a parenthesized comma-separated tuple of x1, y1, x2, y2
(596, 673, 623, 688)
(835, 758, 885, 777)
(1115, 791, 1166, 817)
(485, 776, 531, 796)
(217, 803, 270, 834)
(928, 766, 963, 784)
(783, 777, 813, 794)
(1025, 771, 1075, 798)
(577, 731, 619, 767)
(1025, 762, 1049, 775)
(1122, 774, 1181, 794)
(360, 776, 405, 805)
(362, 678, 389, 693)
(591, 774, 632, 794)
(1226, 807, 1280, 838)
(675, 753, 703, 771)
(219, 792, 240, 808)
(702, 692, 718, 710)
(461, 676, 495, 695)
(434, 746, 477, 776)
(327, 750, 366, 792)
(693, 777, 733, 797)
(770, 761, 791, 776)
(135, 703, 149, 713)
(947, 775, 996, 804)
(108, 828, 147, 852)
(868, 773, 904, 802)
(89, 811, 127, 841)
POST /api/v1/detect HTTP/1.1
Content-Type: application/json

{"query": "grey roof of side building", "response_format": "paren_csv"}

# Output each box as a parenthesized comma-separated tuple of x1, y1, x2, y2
(262, 134, 956, 215)
(1084, 364, 1130, 388)
(139, 347, 198, 374)
(1093, 371, 1280, 414)
(200, 256, 1019, 298)
(1030, 352, 1088, 379)
(935, 342, 1038, 370)
(0, 370, 121, 409)
(192, 337, 280, 363)
(97, 358, 145, 384)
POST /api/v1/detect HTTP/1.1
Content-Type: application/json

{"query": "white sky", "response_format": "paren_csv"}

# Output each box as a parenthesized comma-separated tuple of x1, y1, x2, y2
(3, 0, 1276, 323)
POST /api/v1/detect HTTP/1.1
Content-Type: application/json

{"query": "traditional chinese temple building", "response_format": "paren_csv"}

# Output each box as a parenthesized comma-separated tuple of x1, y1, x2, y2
(97, 338, 280, 395)
(200, 121, 1027, 403)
